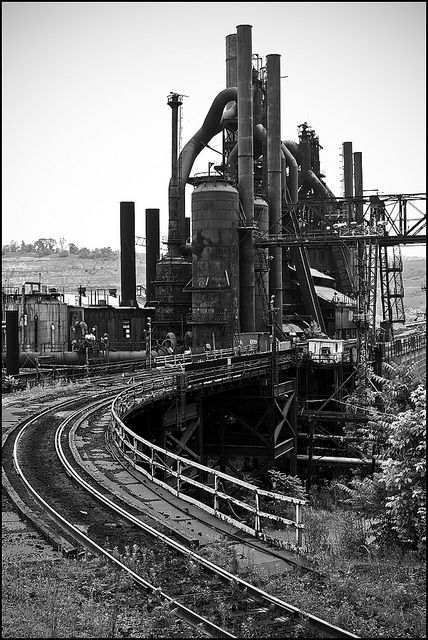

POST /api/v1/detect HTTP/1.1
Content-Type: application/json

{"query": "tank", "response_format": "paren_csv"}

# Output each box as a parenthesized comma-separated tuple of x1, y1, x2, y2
(254, 196, 269, 331)
(154, 256, 192, 341)
(191, 178, 240, 349)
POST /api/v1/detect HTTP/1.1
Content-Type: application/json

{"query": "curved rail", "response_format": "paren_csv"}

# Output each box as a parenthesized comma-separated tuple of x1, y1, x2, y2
(58, 401, 359, 639)
(9, 399, 235, 639)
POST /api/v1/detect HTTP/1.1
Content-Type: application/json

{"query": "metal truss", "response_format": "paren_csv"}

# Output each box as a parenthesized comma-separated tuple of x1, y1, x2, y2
(254, 194, 426, 247)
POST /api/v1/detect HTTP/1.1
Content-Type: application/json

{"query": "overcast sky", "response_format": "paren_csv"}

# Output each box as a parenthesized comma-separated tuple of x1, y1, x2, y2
(2, 2, 426, 257)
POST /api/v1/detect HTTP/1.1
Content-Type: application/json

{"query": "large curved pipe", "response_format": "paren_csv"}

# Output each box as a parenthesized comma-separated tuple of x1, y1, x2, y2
(252, 125, 298, 205)
(167, 87, 238, 256)
(300, 169, 330, 198)
(281, 142, 298, 204)
(283, 140, 301, 165)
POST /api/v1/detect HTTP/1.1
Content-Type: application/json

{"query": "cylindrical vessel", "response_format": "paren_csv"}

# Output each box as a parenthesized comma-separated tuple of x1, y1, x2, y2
(120, 202, 137, 306)
(266, 53, 283, 324)
(191, 179, 240, 348)
(145, 208, 160, 305)
(254, 197, 269, 331)
(6, 310, 19, 374)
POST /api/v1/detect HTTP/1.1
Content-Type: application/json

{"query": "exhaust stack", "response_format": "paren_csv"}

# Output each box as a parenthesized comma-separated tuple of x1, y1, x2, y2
(353, 151, 364, 223)
(237, 24, 255, 332)
(266, 53, 283, 323)
(6, 310, 19, 375)
(145, 208, 159, 305)
(343, 141, 353, 198)
(120, 201, 137, 307)
(167, 93, 184, 257)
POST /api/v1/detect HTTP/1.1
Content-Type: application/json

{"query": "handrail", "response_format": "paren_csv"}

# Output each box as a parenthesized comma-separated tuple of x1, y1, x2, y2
(110, 364, 305, 548)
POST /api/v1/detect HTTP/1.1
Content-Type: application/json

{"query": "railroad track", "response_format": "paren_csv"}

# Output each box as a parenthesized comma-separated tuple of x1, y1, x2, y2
(3, 376, 359, 638)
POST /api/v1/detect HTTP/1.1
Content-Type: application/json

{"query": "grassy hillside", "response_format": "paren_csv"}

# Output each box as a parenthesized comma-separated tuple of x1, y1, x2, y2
(401, 257, 426, 313)
(1, 252, 146, 295)
(2, 252, 425, 313)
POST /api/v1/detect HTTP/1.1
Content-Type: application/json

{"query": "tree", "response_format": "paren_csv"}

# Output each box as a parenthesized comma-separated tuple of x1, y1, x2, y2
(58, 237, 67, 252)
(20, 241, 35, 252)
(380, 385, 426, 547)
(78, 247, 91, 259)
(344, 363, 426, 549)
(34, 238, 57, 254)
(68, 243, 79, 254)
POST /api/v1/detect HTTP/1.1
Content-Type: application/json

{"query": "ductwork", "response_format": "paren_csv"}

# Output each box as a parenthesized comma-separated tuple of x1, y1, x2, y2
(281, 142, 298, 204)
(167, 87, 238, 256)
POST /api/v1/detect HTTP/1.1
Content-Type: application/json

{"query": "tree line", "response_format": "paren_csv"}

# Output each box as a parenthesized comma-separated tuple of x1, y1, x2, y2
(2, 238, 119, 259)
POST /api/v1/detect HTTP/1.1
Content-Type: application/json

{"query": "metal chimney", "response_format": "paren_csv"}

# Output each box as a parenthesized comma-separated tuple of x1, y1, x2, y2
(226, 33, 237, 111)
(167, 93, 184, 258)
(266, 53, 283, 323)
(343, 141, 353, 198)
(237, 24, 255, 332)
(6, 310, 19, 375)
(120, 201, 137, 307)
(145, 208, 159, 305)
(353, 151, 364, 223)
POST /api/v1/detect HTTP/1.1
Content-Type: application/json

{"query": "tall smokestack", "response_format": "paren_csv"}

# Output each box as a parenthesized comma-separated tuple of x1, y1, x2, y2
(343, 141, 353, 198)
(167, 93, 184, 258)
(226, 33, 237, 109)
(120, 201, 137, 307)
(145, 208, 159, 305)
(353, 151, 364, 223)
(266, 53, 283, 323)
(237, 24, 255, 332)
(6, 310, 19, 375)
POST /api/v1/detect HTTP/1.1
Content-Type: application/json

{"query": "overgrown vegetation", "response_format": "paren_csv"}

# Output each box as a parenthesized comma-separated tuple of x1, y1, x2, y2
(343, 361, 426, 550)
(2, 554, 196, 638)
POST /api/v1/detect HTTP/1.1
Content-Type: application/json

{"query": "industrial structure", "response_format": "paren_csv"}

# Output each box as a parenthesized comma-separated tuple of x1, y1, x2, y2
(2, 25, 426, 484)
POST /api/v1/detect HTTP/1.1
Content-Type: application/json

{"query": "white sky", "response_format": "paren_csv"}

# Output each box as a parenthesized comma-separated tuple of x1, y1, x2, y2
(2, 2, 426, 257)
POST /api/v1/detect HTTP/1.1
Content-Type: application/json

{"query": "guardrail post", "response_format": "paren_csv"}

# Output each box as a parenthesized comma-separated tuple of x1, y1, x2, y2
(295, 503, 303, 547)
(213, 474, 219, 512)
(255, 490, 261, 533)
(132, 436, 137, 464)
(176, 460, 181, 496)
(150, 448, 154, 480)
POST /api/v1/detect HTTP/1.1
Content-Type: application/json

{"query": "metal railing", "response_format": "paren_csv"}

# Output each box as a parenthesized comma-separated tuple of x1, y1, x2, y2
(110, 368, 305, 548)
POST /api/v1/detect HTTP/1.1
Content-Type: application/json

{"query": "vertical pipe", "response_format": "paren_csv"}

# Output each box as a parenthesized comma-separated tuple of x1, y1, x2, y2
(237, 24, 255, 332)
(185, 216, 191, 242)
(237, 25, 254, 225)
(353, 151, 364, 223)
(6, 310, 19, 375)
(145, 208, 160, 305)
(343, 141, 353, 198)
(167, 93, 184, 257)
(120, 201, 137, 307)
(266, 53, 283, 324)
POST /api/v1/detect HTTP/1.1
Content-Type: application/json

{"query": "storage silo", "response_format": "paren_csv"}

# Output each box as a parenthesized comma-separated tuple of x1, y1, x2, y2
(254, 196, 269, 331)
(191, 178, 240, 349)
